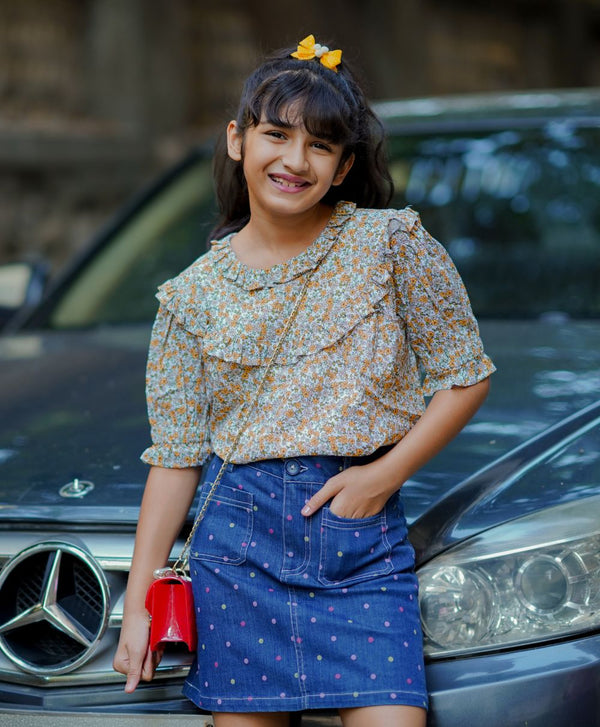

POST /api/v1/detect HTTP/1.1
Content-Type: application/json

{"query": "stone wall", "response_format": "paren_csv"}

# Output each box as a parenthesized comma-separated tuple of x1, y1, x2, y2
(0, 0, 599, 273)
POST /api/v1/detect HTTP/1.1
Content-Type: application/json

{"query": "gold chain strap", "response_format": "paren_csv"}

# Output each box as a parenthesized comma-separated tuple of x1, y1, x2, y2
(169, 252, 327, 576)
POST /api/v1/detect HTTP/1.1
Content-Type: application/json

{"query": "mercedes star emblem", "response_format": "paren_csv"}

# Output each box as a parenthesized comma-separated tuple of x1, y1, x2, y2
(0, 541, 109, 675)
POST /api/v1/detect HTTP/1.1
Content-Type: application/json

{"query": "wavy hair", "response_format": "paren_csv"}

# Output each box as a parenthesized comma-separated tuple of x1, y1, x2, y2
(211, 47, 393, 239)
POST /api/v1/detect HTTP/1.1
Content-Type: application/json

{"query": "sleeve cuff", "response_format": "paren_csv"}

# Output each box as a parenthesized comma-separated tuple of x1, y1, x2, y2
(140, 442, 211, 468)
(422, 354, 496, 397)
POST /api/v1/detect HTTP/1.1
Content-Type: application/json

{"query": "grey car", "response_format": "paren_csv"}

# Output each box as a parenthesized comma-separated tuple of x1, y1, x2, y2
(1, 89, 600, 726)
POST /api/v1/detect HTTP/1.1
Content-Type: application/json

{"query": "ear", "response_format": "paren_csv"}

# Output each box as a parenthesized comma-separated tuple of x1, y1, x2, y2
(226, 120, 243, 161)
(332, 152, 355, 187)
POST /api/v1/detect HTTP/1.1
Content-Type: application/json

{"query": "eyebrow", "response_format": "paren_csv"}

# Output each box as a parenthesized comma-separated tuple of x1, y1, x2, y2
(258, 116, 297, 129)
(258, 118, 338, 144)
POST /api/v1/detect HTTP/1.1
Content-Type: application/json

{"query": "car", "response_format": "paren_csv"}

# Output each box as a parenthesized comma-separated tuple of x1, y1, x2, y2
(1, 88, 599, 727)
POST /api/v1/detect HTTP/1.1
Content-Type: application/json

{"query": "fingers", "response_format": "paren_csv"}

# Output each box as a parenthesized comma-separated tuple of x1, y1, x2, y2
(113, 610, 158, 694)
(119, 642, 163, 693)
(141, 643, 162, 681)
(301, 476, 343, 517)
(112, 651, 126, 678)
(144, 643, 165, 680)
(113, 645, 144, 694)
(301, 465, 394, 519)
(125, 660, 143, 694)
(113, 619, 161, 694)
(122, 649, 151, 693)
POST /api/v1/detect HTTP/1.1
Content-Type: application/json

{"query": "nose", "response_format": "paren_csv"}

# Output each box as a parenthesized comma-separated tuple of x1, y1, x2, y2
(282, 139, 309, 172)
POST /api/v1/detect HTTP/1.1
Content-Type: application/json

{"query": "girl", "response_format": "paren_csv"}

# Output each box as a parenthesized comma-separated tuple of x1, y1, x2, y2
(114, 36, 495, 727)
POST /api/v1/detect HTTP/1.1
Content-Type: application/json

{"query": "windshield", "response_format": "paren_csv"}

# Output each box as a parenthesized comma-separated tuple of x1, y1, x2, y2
(388, 121, 600, 317)
(48, 120, 600, 329)
(50, 157, 215, 328)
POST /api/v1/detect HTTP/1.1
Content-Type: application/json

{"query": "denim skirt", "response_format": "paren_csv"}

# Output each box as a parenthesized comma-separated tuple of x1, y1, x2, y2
(182, 453, 428, 713)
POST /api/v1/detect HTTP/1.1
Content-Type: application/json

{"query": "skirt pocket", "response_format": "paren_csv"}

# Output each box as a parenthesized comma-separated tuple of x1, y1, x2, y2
(190, 483, 254, 565)
(318, 507, 393, 586)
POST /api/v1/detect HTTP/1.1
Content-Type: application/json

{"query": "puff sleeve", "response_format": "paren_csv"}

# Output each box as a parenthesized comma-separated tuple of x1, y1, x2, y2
(390, 210, 495, 396)
(140, 299, 211, 468)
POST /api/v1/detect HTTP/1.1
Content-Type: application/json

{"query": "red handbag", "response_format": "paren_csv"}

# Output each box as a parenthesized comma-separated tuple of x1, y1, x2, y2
(145, 569, 197, 651)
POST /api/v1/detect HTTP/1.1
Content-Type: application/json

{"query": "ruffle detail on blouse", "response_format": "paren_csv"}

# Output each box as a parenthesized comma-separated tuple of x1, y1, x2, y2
(155, 269, 210, 337)
(386, 208, 466, 310)
(387, 207, 421, 237)
(386, 207, 496, 392)
(202, 264, 393, 367)
(209, 201, 357, 290)
(383, 208, 425, 269)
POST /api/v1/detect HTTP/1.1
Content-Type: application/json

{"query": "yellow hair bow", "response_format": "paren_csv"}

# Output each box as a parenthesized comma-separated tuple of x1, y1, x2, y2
(291, 35, 342, 72)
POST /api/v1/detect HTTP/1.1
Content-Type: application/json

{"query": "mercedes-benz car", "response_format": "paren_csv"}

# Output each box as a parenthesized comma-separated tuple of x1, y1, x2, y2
(1, 89, 600, 726)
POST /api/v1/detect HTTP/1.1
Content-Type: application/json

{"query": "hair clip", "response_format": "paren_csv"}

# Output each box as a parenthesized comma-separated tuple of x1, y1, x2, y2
(291, 35, 342, 72)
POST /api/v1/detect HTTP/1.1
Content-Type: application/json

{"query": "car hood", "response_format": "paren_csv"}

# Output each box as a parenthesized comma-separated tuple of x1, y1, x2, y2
(0, 326, 152, 525)
(0, 319, 599, 529)
(383, 318, 600, 524)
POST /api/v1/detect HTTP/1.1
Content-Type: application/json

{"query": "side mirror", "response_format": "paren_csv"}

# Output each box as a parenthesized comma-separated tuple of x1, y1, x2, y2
(0, 260, 49, 330)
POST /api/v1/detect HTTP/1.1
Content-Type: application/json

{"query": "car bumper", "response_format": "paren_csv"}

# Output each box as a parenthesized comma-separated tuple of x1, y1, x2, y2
(0, 680, 342, 726)
(427, 633, 600, 726)
(0, 707, 341, 727)
(0, 711, 213, 727)
(1, 635, 599, 726)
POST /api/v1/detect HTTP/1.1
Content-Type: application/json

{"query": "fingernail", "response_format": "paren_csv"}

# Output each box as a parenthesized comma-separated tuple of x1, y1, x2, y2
(301, 505, 311, 516)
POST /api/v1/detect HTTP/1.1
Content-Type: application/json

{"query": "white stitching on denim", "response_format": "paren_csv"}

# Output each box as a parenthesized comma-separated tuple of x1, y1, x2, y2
(287, 585, 309, 707)
(318, 507, 393, 586)
(280, 478, 315, 580)
(189, 484, 253, 564)
(184, 682, 428, 705)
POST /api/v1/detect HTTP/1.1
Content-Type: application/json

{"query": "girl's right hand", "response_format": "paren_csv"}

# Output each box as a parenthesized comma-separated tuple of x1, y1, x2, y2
(112, 466, 200, 692)
(113, 611, 163, 693)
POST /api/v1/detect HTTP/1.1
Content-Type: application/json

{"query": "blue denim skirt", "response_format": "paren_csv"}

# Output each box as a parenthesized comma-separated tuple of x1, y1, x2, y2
(182, 453, 428, 713)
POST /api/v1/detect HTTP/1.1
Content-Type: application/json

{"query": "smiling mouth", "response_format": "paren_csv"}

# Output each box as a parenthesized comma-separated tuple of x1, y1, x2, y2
(269, 174, 310, 189)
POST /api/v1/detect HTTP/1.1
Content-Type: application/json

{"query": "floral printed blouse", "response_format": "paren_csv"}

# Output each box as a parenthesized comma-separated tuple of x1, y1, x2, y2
(141, 201, 495, 468)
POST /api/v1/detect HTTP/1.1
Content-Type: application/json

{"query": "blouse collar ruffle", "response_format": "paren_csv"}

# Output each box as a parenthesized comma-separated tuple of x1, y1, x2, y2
(210, 201, 356, 290)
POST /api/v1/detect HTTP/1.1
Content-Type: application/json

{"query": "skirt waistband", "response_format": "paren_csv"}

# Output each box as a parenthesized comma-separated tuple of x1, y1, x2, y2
(211, 445, 394, 482)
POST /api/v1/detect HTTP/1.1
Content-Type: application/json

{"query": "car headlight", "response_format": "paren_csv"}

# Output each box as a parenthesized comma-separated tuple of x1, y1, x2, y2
(418, 495, 600, 658)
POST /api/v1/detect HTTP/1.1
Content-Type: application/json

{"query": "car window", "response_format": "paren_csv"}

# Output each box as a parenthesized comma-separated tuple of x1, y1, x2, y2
(50, 158, 215, 328)
(48, 121, 600, 328)
(388, 122, 600, 317)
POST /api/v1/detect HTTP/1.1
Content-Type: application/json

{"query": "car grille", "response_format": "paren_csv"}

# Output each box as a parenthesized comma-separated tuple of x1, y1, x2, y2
(0, 542, 109, 674)
(0, 532, 193, 686)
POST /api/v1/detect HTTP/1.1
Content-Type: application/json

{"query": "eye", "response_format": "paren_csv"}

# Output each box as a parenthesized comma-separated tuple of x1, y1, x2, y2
(311, 140, 334, 152)
(264, 129, 287, 140)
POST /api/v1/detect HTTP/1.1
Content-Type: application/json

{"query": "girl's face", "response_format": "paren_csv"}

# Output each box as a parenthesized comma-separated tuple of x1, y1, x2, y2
(227, 112, 354, 220)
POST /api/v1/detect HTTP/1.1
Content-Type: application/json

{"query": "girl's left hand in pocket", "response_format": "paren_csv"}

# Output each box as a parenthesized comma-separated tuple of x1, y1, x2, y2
(301, 463, 399, 519)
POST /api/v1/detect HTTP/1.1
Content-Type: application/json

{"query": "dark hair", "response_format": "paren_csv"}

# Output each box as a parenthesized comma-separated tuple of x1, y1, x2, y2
(211, 46, 393, 239)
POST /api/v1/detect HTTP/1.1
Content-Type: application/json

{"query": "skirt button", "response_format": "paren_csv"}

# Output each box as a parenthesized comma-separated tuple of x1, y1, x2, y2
(285, 460, 300, 475)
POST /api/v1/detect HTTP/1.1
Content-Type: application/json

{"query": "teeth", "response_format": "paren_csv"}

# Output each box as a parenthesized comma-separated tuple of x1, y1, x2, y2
(272, 176, 305, 188)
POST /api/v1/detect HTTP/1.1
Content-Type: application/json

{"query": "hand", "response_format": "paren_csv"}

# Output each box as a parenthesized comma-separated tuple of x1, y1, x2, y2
(301, 462, 399, 519)
(113, 611, 164, 693)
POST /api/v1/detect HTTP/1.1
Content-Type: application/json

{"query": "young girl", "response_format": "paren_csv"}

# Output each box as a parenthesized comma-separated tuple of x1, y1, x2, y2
(114, 36, 495, 727)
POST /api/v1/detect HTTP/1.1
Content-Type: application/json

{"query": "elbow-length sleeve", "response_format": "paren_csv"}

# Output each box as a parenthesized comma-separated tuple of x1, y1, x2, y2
(140, 290, 211, 468)
(390, 210, 495, 396)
